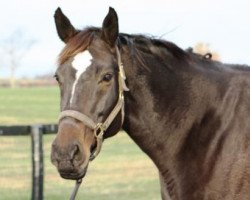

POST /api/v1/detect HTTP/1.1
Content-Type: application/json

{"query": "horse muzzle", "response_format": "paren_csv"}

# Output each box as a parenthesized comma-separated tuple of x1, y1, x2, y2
(51, 118, 95, 180)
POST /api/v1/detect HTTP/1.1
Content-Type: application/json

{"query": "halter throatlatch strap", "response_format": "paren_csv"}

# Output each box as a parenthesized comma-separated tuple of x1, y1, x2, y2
(58, 45, 129, 162)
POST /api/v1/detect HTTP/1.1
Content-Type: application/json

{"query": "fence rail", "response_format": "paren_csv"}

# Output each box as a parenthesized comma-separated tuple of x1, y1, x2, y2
(0, 124, 58, 135)
(0, 124, 58, 200)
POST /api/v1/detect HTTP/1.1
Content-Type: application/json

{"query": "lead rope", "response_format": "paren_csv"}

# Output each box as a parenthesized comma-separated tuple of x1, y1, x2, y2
(70, 179, 82, 200)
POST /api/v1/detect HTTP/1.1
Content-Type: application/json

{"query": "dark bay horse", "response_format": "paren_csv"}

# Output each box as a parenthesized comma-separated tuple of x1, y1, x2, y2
(51, 7, 250, 200)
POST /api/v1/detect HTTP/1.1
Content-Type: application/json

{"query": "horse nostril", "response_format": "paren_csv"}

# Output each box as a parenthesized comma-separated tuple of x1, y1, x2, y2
(70, 144, 80, 161)
(51, 143, 60, 166)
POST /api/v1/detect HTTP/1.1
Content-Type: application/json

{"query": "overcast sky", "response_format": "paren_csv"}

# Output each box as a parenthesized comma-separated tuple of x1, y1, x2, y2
(0, 0, 250, 78)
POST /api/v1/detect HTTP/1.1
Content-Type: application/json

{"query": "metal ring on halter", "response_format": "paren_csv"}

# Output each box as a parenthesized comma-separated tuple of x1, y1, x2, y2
(94, 123, 105, 139)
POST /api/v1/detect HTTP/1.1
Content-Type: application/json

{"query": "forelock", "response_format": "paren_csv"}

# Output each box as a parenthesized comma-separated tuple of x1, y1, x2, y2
(58, 27, 99, 65)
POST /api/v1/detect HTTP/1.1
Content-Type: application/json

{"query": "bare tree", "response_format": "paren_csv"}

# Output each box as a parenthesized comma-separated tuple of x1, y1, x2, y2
(1, 30, 35, 88)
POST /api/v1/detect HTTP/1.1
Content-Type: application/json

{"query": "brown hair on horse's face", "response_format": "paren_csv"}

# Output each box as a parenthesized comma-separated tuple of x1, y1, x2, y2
(51, 8, 121, 180)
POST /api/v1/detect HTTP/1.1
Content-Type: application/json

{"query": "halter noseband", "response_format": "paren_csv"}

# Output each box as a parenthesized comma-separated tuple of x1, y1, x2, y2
(58, 46, 129, 161)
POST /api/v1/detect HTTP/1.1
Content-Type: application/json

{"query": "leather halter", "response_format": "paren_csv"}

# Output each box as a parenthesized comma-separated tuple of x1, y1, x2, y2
(58, 46, 129, 161)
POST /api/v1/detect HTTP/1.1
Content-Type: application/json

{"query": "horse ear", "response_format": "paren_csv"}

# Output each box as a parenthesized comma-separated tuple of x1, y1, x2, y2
(101, 7, 119, 47)
(54, 7, 78, 43)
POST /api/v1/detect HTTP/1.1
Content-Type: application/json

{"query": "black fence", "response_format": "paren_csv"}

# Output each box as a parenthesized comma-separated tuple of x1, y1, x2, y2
(0, 124, 58, 200)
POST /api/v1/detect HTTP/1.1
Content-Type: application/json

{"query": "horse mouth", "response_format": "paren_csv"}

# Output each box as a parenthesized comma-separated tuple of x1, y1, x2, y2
(59, 167, 87, 180)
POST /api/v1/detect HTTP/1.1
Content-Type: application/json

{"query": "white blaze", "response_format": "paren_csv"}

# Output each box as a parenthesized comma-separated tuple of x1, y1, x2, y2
(70, 50, 92, 105)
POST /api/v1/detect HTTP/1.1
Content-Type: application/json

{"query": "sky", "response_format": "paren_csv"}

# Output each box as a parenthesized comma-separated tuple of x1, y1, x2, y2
(0, 0, 250, 78)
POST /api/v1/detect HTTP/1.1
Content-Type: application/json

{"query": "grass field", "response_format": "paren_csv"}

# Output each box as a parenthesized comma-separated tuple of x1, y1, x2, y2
(0, 87, 160, 200)
(0, 87, 60, 124)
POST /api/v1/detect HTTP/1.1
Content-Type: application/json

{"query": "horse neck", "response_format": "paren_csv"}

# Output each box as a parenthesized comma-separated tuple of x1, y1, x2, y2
(120, 46, 217, 171)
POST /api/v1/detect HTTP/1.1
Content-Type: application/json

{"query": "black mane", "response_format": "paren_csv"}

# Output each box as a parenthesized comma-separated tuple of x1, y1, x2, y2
(118, 32, 250, 73)
(118, 33, 189, 62)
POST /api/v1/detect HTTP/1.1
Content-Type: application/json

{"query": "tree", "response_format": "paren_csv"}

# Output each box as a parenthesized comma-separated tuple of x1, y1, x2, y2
(1, 30, 35, 88)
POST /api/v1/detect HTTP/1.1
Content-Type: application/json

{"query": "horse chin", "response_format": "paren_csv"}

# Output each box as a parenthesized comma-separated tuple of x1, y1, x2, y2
(59, 164, 89, 180)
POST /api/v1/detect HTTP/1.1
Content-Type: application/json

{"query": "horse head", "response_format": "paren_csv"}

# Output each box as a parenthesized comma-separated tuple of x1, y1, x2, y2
(51, 7, 127, 180)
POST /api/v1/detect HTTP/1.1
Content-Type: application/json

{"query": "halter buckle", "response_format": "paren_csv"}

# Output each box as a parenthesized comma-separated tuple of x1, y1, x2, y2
(94, 123, 105, 139)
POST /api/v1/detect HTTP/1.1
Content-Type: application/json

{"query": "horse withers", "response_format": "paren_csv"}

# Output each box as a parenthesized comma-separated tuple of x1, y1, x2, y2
(51, 7, 250, 200)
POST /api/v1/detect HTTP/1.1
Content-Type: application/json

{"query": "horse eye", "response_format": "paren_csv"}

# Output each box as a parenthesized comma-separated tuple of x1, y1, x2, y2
(102, 73, 113, 82)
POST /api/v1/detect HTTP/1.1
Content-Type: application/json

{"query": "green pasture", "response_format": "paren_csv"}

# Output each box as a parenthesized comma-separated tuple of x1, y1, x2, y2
(0, 87, 60, 125)
(0, 87, 160, 200)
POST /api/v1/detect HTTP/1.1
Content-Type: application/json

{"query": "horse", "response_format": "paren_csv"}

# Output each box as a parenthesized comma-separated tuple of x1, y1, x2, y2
(51, 7, 250, 200)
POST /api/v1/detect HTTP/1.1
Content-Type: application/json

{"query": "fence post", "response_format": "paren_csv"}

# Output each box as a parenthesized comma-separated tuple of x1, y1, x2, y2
(31, 125, 44, 200)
